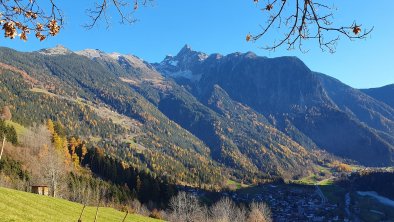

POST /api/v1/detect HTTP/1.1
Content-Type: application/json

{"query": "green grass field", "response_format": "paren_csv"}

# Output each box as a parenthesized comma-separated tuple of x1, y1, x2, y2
(5, 120, 27, 138)
(226, 179, 249, 190)
(0, 187, 161, 222)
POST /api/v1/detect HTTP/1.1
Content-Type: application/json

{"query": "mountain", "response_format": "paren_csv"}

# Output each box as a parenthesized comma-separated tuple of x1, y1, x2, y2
(318, 74, 394, 134)
(317, 74, 394, 150)
(154, 45, 334, 112)
(0, 47, 224, 187)
(1, 44, 394, 186)
(154, 45, 394, 167)
(75, 48, 162, 82)
(80, 46, 323, 179)
(155, 44, 208, 81)
(362, 84, 394, 109)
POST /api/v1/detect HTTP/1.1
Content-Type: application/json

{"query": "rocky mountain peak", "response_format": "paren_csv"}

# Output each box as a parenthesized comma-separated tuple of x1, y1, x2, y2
(75, 48, 106, 59)
(152, 45, 208, 79)
(75, 48, 161, 81)
(175, 44, 208, 63)
(38, 45, 72, 56)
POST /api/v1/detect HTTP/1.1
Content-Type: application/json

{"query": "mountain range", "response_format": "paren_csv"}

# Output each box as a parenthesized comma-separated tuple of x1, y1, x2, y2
(0, 44, 393, 186)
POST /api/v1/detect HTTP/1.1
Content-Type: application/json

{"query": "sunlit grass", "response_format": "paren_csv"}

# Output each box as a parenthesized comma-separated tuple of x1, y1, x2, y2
(0, 187, 161, 222)
(5, 120, 27, 138)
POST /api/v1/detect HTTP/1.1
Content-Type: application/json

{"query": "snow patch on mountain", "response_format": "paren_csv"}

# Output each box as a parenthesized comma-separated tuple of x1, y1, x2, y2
(169, 60, 179, 66)
(152, 45, 210, 81)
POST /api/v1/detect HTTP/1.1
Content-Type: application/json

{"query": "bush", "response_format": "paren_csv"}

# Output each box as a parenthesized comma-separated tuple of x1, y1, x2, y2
(149, 208, 163, 220)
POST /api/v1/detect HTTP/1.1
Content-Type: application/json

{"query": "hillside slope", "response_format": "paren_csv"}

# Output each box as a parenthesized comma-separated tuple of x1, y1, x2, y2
(79, 47, 327, 179)
(0, 47, 224, 186)
(0, 187, 160, 222)
(318, 73, 394, 135)
(362, 84, 394, 109)
(2, 44, 394, 184)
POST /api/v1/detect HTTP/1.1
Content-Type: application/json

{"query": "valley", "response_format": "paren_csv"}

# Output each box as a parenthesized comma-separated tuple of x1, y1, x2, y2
(1, 45, 394, 221)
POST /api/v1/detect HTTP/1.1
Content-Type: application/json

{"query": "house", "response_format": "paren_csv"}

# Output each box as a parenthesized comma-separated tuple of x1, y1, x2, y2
(31, 185, 49, 196)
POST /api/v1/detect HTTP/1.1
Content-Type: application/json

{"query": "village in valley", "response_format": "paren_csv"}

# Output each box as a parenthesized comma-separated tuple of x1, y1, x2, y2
(182, 168, 394, 222)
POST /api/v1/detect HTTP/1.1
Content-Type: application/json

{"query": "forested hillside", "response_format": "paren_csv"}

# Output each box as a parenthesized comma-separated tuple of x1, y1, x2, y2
(154, 45, 394, 167)
(1, 45, 394, 191)
(0, 47, 225, 188)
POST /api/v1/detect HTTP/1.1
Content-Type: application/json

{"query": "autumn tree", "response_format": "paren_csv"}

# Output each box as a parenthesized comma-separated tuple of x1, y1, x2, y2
(20, 124, 52, 154)
(47, 119, 71, 167)
(247, 202, 272, 222)
(1, 0, 370, 52)
(332, 161, 353, 172)
(47, 119, 55, 135)
(1, 106, 12, 121)
(210, 197, 247, 222)
(166, 192, 272, 222)
(167, 191, 205, 222)
(38, 144, 67, 197)
(18, 124, 53, 178)
(68, 137, 81, 167)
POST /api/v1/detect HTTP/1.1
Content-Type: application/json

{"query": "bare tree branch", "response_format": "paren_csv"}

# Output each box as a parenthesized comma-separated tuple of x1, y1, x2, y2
(0, 0, 372, 53)
(84, 0, 153, 29)
(248, 0, 373, 53)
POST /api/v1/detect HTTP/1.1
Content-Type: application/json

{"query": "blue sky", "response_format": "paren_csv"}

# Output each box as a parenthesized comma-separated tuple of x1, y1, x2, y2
(1, 0, 393, 88)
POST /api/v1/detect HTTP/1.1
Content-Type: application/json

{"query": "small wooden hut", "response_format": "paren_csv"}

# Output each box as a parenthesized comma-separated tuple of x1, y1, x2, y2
(31, 185, 49, 196)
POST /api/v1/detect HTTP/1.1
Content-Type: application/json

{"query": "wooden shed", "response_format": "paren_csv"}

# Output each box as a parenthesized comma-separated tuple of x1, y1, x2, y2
(31, 185, 49, 196)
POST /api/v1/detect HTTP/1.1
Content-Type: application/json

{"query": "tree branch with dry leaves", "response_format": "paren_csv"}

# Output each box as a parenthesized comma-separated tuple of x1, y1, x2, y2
(247, 0, 373, 53)
(0, 0, 62, 41)
(0, 0, 372, 53)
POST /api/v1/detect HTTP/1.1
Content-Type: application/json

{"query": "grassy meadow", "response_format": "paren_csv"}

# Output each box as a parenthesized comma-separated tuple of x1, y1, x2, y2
(0, 187, 161, 222)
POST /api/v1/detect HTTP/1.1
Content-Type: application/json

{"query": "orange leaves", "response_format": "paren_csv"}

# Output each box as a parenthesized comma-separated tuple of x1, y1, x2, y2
(20, 31, 27, 41)
(246, 34, 252, 42)
(25, 11, 38, 19)
(35, 23, 45, 40)
(12, 7, 22, 14)
(331, 160, 353, 172)
(47, 20, 60, 36)
(36, 23, 43, 31)
(35, 32, 46, 41)
(1, 1, 62, 41)
(3, 22, 17, 39)
(353, 25, 361, 35)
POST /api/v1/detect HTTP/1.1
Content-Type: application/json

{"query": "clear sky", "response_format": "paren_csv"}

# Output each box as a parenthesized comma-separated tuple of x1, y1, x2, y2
(1, 0, 393, 88)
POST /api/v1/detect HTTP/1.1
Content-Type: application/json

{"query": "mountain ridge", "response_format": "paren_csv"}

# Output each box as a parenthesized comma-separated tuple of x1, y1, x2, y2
(154, 45, 394, 167)
(1, 45, 394, 185)
(362, 84, 394, 109)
